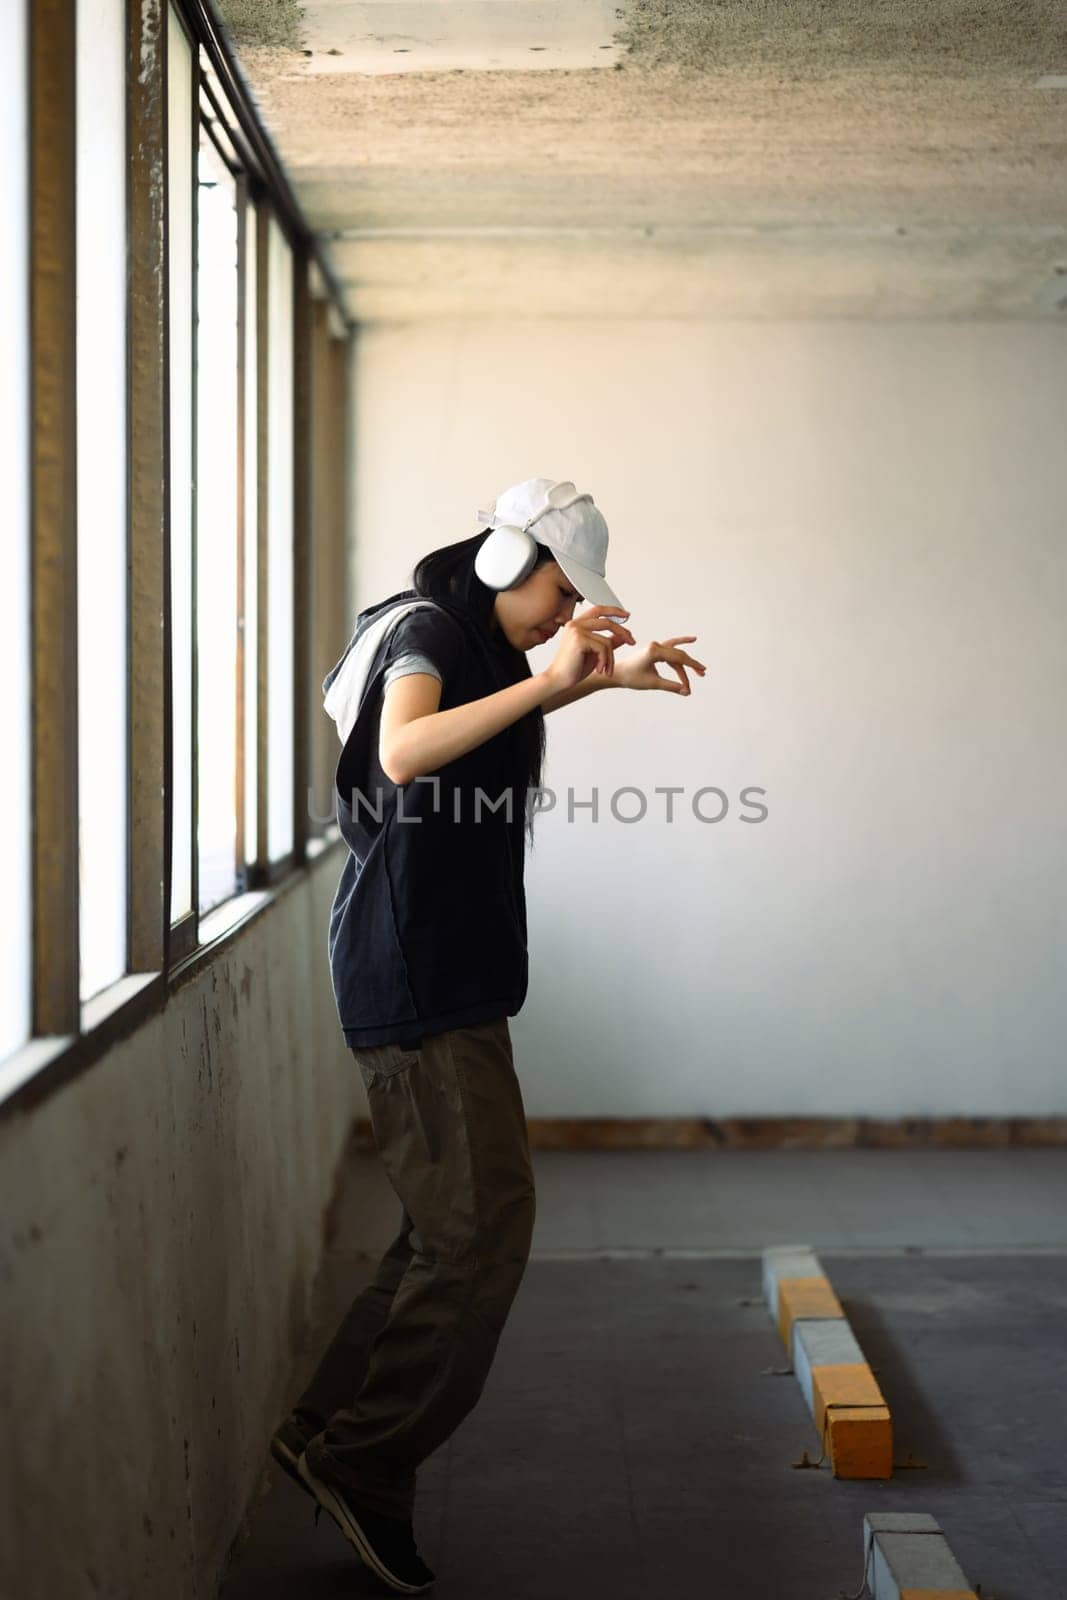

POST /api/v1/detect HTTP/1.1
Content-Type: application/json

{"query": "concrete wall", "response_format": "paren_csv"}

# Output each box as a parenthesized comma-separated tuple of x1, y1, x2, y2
(349, 319, 1067, 1119)
(0, 854, 366, 1600)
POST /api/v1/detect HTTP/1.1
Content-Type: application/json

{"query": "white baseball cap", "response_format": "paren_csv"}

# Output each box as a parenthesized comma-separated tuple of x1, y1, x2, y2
(476, 477, 624, 609)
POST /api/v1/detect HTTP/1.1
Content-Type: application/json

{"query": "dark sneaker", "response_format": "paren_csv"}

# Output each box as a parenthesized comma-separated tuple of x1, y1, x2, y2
(297, 1451, 435, 1593)
(269, 1416, 317, 1498)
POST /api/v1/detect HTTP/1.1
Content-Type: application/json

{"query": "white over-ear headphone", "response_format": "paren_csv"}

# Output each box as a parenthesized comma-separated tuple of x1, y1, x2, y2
(473, 521, 540, 592)
(473, 481, 588, 592)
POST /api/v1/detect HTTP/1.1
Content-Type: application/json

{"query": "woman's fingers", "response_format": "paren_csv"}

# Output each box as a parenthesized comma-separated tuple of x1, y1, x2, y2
(573, 620, 623, 675)
(646, 641, 705, 693)
(576, 609, 635, 646)
(578, 632, 613, 677)
(551, 614, 626, 689)
(658, 641, 706, 675)
(657, 636, 706, 672)
(586, 618, 634, 646)
(568, 614, 632, 649)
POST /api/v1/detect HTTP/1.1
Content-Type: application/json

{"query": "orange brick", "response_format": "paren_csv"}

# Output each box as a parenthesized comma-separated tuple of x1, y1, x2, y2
(826, 1403, 893, 1478)
(776, 1275, 845, 1348)
(899, 1591, 979, 1599)
(811, 1362, 887, 1434)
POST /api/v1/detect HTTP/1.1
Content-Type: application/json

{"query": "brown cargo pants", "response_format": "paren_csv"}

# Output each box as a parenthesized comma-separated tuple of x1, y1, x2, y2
(295, 1015, 536, 1520)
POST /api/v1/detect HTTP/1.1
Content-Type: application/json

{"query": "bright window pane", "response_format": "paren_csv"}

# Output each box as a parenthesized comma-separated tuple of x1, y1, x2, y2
(168, 4, 194, 921)
(0, 0, 31, 1059)
(77, 0, 128, 1001)
(266, 215, 294, 861)
(243, 199, 258, 865)
(196, 130, 238, 913)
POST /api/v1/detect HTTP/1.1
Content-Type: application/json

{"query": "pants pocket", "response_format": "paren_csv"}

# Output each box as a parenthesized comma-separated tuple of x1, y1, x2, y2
(352, 1040, 422, 1087)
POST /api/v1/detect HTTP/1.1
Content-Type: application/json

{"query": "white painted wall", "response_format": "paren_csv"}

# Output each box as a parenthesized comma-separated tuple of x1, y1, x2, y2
(348, 320, 1067, 1118)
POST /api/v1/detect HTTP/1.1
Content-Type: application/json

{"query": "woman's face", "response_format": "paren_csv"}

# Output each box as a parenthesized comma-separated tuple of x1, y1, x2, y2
(491, 559, 583, 651)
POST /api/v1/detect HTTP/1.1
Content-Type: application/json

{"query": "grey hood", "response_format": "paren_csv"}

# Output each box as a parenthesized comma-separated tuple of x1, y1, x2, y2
(322, 589, 443, 747)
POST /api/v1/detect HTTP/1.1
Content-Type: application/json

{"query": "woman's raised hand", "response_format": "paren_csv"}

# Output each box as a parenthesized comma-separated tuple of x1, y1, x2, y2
(543, 606, 636, 691)
(611, 636, 707, 695)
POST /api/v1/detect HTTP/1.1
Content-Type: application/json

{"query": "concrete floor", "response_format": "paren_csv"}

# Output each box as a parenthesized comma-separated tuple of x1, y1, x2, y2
(220, 1147, 1067, 1598)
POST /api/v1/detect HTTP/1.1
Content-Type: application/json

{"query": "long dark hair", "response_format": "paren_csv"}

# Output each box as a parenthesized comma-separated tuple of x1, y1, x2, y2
(411, 530, 554, 844)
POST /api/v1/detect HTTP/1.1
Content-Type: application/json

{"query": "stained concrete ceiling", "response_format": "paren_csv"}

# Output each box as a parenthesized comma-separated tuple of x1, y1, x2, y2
(215, 1, 1067, 322)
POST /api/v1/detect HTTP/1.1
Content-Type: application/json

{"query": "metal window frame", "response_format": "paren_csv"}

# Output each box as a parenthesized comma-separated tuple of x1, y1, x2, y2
(128, 0, 168, 979)
(307, 294, 352, 837)
(30, 0, 80, 1038)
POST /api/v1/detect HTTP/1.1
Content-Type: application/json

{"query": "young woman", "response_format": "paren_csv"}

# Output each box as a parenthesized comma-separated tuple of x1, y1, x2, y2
(272, 478, 705, 1593)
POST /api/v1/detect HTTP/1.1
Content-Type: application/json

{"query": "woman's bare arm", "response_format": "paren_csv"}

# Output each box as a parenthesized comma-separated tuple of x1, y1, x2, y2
(540, 676, 615, 715)
(379, 671, 557, 785)
(379, 609, 638, 783)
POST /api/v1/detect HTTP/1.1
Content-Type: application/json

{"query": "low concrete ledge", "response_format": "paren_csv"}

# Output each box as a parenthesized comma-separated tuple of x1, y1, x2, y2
(762, 1243, 893, 1478)
(863, 1511, 977, 1599)
(351, 1117, 1067, 1151)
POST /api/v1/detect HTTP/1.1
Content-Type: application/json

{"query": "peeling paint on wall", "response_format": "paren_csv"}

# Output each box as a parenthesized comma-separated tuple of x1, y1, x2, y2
(293, 0, 626, 77)
(615, 0, 1067, 75)
(215, 0, 307, 51)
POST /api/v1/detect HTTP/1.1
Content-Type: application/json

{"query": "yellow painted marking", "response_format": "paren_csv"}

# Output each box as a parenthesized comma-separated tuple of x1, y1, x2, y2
(811, 1362, 886, 1433)
(899, 1591, 978, 1599)
(826, 1403, 893, 1478)
(775, 1275, 844, 1347)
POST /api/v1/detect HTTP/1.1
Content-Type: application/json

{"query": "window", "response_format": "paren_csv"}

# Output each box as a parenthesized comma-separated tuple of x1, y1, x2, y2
(167, 3, 195, 926)
(76, 0, 128, 1001)
(0, 0, 31, 1061)
(266, 215, 295, 862)
(195, 125, 239, 913)
(242, 195, 259, 871)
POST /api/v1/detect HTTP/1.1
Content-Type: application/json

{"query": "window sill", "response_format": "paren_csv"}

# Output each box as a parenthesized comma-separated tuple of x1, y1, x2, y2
(82, 970, 162, 1034)
(197, 888, 273, 946)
